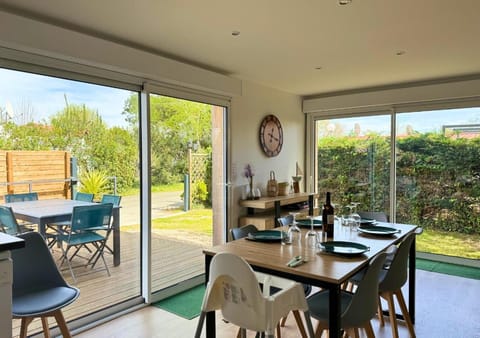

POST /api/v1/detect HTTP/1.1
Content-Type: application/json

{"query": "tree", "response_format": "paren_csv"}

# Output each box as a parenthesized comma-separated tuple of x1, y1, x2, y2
(123, 94, 212, 185)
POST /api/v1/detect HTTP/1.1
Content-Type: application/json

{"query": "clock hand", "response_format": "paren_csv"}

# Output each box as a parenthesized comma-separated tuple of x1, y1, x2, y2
(268, 133, 279, 142)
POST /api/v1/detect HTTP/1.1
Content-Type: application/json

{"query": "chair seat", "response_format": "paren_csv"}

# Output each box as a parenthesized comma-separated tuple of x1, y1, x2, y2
(58, 231, 106, 246)
(307, 290, 354, 323)
(13, 286, 79, 317)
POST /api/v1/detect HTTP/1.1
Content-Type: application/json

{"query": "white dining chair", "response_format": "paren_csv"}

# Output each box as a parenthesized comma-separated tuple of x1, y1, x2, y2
(194, 252, 315, 338)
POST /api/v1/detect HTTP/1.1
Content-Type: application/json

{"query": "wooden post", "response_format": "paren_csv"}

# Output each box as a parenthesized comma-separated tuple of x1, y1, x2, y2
(6, 151, 13, 194)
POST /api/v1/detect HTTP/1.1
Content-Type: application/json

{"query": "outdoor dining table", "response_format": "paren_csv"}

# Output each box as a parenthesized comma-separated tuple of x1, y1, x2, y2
(203, 221, 418, 338)
(4, 198, 122, 266)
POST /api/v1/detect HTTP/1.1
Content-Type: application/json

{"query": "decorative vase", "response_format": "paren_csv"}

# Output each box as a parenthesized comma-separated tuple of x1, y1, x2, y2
(247, 177, 255, 200)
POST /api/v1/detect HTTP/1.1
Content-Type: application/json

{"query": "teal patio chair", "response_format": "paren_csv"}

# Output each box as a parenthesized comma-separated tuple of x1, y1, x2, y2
(4, 192, 39, 231)
(46, 191, 95, 248)
(74, 191, 94, 202)
(57, 203, 113, 282)
(86, 194, 122, 255)
(4, 192, 39, 203)
(101, 194, 121, 207)
(0, 205, 22, 235)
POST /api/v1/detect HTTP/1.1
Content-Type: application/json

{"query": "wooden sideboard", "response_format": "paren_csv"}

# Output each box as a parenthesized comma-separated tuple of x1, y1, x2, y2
(238, 192, 318, 230)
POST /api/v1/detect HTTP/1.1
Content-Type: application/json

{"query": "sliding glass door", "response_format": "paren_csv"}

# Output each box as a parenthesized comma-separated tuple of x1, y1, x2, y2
(146, 92, 227, 299)
(314, 114, 392, 218)
(311, 106, 480, 260)
(395, 107, 480, 259)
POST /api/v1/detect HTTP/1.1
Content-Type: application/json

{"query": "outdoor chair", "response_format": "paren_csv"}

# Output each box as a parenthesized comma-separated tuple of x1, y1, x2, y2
(86, 194, 122, 255)
(4, 192, 39, 203)
(307, 252, 387, 338)
(57, 203, 114, 283)
(101, 194, 122, 207)
(74, 191, 94, 202)
(194, 252, 315, 338)
(12, 231, 80, 338)
(45, 191, 95, 248)
(0, 205, 23, 235)
(4, 192, 39, 231)
(230, 224, 312, 337)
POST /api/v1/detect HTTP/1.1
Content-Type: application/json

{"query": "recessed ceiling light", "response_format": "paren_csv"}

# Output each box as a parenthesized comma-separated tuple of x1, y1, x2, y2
(339, 0, 352, 5)
(231, 30, 240, 36)
(396, 50, 406, 56)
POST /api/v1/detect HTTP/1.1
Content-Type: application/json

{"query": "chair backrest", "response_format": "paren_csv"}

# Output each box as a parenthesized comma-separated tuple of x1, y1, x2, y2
(342, 252, 387, 327)
(101, 194, 122, 207)
(5, 192, 39, 203)
(0, 205, 20, 235)
(74, 192, 94, 202)
(70, 203, 113, 232)
(203, 252, 267, 332)
(277, 214, 294, 227)
(11, 231, 72, 297)
(357, 211, 388, 222)
(230, 224, 258, 240)
(379, 232, 416, 291)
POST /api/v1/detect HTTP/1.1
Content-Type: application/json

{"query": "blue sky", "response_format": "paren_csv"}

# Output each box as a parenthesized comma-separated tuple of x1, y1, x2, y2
(324, 107, 480, 136)
(0, 68, 133, 128)
(2, 67, 480, 133)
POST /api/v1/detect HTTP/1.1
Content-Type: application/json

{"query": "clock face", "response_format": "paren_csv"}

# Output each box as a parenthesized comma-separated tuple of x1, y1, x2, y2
(259, 114, 283, 157)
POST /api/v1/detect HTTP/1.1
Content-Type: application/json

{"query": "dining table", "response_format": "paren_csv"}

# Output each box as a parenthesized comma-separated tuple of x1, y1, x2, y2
(203, 220, 418, 338)
(4, 198, 122, 266)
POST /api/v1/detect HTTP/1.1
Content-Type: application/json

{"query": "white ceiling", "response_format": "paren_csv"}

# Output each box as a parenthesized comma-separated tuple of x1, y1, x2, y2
(1, 0, 480, 97)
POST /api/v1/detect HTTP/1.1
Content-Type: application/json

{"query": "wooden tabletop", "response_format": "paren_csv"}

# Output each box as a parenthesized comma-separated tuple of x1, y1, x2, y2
(204, 222, 418, 286)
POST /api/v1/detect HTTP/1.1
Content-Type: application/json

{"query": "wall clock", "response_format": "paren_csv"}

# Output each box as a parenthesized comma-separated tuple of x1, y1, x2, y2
(259, 114, 283, 157)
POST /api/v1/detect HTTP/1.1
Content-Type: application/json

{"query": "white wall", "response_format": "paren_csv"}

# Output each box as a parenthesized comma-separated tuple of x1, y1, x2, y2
(230, 81, 304, 228)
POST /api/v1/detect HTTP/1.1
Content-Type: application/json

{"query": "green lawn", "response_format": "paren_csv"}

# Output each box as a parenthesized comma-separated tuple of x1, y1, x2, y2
(121, 208, 212, 235)
(122, 183, 184, 196)
(417, 228, 480, 259)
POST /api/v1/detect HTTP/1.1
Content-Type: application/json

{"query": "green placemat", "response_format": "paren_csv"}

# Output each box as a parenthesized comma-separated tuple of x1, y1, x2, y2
(416, 258, 480, 280)
(152, 285, 205, 320)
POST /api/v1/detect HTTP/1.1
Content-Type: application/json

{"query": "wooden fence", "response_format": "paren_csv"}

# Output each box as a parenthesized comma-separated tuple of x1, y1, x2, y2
(0, 150, 71, 202)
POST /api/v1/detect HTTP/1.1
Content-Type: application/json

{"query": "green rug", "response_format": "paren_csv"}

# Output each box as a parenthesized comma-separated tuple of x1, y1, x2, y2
(152, 285, 205, 320)
(416, 258, 480, 280)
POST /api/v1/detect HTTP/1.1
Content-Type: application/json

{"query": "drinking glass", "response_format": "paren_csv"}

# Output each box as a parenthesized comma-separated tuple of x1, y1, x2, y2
(288, 212, 301, 244)
(305, 215, 317, 249)
(349, 202, 361, 232)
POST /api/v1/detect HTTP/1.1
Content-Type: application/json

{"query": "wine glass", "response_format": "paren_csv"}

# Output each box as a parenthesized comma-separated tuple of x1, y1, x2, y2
(349, 202, 361, 232)
(288, 212, 301, 243)
(305, 215, 317, 249)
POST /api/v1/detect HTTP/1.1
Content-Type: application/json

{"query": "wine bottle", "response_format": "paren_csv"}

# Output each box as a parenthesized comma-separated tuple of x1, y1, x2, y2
(322, 192, 335, 238)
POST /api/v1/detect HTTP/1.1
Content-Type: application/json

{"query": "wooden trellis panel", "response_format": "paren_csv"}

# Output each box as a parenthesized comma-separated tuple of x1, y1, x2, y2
(190, 153, 209, 184)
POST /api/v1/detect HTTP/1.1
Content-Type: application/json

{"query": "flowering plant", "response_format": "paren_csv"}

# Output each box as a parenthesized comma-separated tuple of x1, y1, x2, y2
(244, 164, 254, 178)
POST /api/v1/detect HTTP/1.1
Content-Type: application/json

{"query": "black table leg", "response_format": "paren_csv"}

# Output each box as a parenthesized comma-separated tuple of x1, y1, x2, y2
(112, 207, 120, 266)
(409, 234, 416, 323)
(329, 284, 341, 338)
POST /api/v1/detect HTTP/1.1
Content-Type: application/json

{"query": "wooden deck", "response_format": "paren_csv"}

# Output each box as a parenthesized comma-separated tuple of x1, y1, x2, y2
(12, 229, 212, 337)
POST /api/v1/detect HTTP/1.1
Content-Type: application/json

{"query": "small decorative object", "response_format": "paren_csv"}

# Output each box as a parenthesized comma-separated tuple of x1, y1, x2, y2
(259, 114, 283, 157)
(244, 164, 255, 200)
(292, 162, 303, 193)
(278, 182, 289, 196)
(267, 170, 278, 197)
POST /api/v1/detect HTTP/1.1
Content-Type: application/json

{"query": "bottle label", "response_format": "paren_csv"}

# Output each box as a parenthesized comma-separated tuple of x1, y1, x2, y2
(327, 214, 334, 225)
